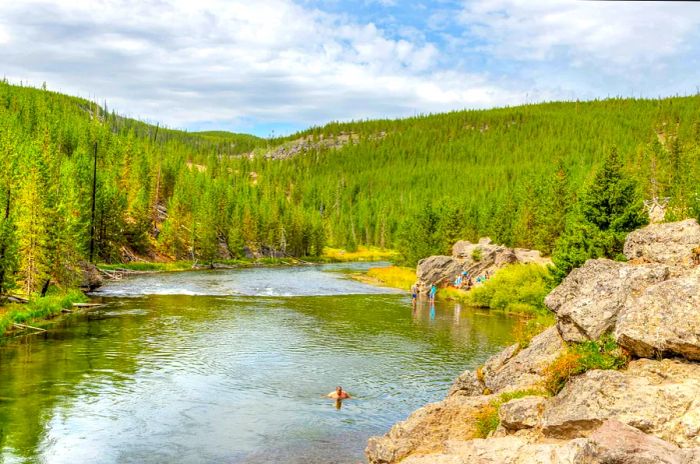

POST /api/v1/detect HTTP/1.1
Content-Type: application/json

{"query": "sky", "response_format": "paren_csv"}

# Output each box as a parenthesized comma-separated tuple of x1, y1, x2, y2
(1, 0, 700, 136)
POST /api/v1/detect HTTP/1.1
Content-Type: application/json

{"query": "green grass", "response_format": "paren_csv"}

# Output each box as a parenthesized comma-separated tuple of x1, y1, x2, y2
(544, 335, 629, 395)
(364, 266, 416, 290)
(322, 246, 399, 262)
(0, 290, 87, 337)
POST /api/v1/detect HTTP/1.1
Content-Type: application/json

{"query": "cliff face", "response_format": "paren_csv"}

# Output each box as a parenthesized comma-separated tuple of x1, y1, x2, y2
(367, 219, 700, 464)
(414, 238, 551, 293)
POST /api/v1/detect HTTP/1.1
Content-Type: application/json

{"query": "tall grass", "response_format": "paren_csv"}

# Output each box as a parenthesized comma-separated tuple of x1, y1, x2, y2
(365, 266, 416, 290)
(0, 290, 87, 336)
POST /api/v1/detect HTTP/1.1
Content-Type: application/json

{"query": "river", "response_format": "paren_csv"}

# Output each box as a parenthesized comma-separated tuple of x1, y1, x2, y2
(0, 263, 518, 463)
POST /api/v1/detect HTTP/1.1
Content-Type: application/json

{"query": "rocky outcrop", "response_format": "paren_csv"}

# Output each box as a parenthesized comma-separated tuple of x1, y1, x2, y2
(616, 269, 700, 360)
(365, 395, 492, 464)
(367, 220, 700, 464)
(499, 397, 546, 431)
(541, 359, 700, 447)
(415, 238, 551, 293)
(448, 328, 565, 398)
(79, 262, 103, 291)
(623, 218, 700, 266)
(585, 419, 700, 464)
(545, 260, 669, 342)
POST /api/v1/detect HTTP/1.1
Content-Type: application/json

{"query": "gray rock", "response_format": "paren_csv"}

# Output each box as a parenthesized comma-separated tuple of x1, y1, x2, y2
(499, 396, 547, 430)
(586, 419, 695, 464)
(365, 395, 492, 464)
(623, 219, 700, 265)
(541, 359, 700, 448)
(415, 255, 464, 292)
(448, 370, 486, 397)
(483, 327, 565, 394)
(415, 239, 551, 293)
(545, 259, 669, 342)
(615, 269, 700, 361)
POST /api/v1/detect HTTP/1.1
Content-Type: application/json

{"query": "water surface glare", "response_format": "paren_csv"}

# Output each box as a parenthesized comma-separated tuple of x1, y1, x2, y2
(0, 264, 519, 463)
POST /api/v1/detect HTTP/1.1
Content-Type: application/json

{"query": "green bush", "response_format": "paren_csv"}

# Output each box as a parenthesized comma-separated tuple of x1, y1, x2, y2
(544, 335, 629, 395)
(467, 263, 553, 313)
(471, 247, 483, 262)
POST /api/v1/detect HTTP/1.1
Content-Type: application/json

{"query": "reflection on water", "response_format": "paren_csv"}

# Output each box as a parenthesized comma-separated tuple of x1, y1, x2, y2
(0, 265, 518, 464)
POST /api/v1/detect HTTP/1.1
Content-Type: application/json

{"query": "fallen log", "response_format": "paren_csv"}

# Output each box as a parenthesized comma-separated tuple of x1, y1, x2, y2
(12, 323, 46, 332)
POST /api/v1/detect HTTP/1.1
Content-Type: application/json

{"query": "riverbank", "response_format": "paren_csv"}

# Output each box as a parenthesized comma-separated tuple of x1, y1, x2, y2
(365, 220, 700, 464)
(0, 290, 88, 339)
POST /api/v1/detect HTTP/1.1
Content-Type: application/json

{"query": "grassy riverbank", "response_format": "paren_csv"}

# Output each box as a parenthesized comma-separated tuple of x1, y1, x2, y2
(0, 290, 88, 338)
(97, 247, 398, 274)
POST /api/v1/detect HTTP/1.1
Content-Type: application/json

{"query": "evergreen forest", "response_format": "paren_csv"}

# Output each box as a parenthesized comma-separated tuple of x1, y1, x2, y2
(1, 80, 699, 294)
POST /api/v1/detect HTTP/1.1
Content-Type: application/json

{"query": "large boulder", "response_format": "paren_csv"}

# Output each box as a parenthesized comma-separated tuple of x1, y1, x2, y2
(615, 269, 700, 361)
(545, 259, 669, 342)
(79, 262, 103, 291)
(499, 396, 547, 431)
(415, 255, 465, 292)
(482, 327, 565, 394)
(415, 238, 551, 293)
(541, 359, 700, 448)
(585, 419, 700, 464)
(623, 219, 700, 266)
(401, 437, 593, 464)
(365, 395, 491, 464)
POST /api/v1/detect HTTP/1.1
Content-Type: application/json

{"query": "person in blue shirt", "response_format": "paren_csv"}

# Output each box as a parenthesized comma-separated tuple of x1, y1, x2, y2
(429, 284, 437, 302)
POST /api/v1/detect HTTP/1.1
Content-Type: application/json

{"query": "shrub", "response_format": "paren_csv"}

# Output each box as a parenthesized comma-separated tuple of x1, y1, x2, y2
(512, 311, 557, 349)
(467, 263, 552, 314)
(471, 247, 482, 262)
(544, 335, 629, 395)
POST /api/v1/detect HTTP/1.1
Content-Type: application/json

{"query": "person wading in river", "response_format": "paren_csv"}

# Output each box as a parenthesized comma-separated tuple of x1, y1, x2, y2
(327, 386, 351, 400)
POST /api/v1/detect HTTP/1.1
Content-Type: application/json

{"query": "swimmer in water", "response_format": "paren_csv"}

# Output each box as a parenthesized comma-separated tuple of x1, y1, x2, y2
(327, 386, 351, 400)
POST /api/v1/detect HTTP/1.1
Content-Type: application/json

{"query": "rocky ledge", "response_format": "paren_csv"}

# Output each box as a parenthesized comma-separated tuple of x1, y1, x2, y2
(414, 238, 551, 293)
(366, 219, 700, 464)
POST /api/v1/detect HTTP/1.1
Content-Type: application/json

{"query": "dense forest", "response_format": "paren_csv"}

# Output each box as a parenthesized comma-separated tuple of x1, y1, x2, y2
(0, 80, 698, 294)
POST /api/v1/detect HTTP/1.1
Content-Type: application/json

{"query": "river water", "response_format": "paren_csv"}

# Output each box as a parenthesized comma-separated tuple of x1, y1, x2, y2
(0, 263, 518, 463)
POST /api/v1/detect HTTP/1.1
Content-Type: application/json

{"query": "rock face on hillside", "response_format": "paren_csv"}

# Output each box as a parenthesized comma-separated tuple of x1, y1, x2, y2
(414, 238, 551, 293)
(366, 220, 700, 464)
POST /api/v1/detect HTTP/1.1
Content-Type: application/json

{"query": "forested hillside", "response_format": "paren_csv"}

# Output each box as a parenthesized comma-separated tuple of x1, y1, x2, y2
(0, 80, 698, 294)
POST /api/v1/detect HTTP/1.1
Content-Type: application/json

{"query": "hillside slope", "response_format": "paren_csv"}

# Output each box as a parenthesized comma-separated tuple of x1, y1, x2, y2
(0, 80, 698, 293)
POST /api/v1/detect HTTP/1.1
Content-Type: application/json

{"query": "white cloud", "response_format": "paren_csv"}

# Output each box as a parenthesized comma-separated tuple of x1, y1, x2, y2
(459, 0, 700, 70)
(1, 0, 698, 134)
(0, 0, 521, 133)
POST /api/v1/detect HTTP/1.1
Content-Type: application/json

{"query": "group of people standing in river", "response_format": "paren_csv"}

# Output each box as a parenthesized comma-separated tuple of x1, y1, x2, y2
(410, 269, 492, 307)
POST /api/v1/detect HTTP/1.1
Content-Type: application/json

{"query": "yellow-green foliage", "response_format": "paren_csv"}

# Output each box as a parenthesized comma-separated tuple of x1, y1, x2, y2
(467, 264, 552, 313)
(437, 286, 470, 301)
(365, 265, 415, 290)
(323, 246, 398, 262)
(512, 311, 557, 349)
(544, 335, 629, 395)
(0, 289, 87, 336)
(473, 389, 548, 438)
